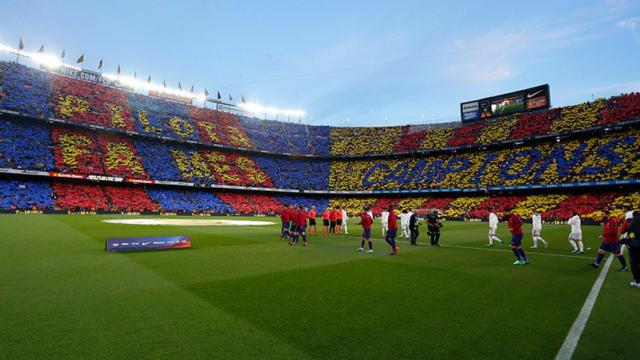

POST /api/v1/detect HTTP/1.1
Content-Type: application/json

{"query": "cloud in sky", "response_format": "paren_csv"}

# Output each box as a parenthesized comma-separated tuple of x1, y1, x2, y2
(617, 17, 640, 43)
(442, 22, 590, 85)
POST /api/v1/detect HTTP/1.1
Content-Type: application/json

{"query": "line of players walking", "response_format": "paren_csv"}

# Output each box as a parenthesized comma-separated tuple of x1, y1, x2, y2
(487, 205, 640, 288)
(279, 203, 640, 287)
(279, 204, 442, 256)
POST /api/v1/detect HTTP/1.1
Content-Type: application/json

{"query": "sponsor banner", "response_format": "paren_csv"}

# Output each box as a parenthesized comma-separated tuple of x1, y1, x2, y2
(0, 168, 49, 176)
(55, 66, 114, 86)
(461, 84, 550, 122)
(49, 172, 85, 179)
(155, 180, 195, 187)
(106, 235, 191, 252)
(86, 174, 124, 182)
(526, 96, 547, 109)
(148, 90, 192, 105)
(125, 178, 155, 184)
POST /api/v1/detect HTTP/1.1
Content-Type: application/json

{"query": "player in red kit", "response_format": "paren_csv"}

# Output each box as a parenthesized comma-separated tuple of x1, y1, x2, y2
(299, 207, 309, 246)
(335, 208, 343, 234)
(322, 209, 330, 236)
(357, 206, 374, 253)
(308, 205, 317, 237)
(288, 205, 300, 244)
(588, 210, 627, 271)
(385, 205, 400, 255)
(329, 208, 337, 235)
(280, 204, 291, 240)
(505, 210, 528, 265)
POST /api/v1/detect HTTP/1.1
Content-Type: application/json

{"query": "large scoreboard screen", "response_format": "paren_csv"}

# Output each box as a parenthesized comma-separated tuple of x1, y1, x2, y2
(460, 84, 550, 122)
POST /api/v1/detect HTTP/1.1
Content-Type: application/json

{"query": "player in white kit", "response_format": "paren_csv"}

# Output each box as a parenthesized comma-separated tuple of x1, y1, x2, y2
(341, 208, 349, 234)
(531, 210, 548, 248)
(488, 209, 504, 246)
(380, 209, 389, 236)
(568, 211, 584, 253)
(400, 210, 410, 239)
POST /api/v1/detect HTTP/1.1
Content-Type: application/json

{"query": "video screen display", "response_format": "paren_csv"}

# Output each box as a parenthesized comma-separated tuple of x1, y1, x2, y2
(461, 84, 550, 122)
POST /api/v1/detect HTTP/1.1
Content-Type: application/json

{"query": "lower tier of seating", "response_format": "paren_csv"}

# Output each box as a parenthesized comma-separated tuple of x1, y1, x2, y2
(1, 178, 638, 222)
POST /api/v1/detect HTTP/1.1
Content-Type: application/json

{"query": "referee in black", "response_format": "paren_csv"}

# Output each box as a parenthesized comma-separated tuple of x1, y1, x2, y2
(409, 209, 420, 245)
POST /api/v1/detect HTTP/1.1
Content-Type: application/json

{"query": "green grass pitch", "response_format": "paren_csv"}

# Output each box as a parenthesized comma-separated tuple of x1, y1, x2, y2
(0, 215, 637, 359)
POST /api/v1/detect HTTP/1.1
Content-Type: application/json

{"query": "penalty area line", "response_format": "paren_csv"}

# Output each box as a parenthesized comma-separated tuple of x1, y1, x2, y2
(554, 254, 614, 360)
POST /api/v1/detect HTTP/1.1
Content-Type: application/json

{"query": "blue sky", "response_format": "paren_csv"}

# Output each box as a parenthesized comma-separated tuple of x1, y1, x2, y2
(0, 0, 639, 126)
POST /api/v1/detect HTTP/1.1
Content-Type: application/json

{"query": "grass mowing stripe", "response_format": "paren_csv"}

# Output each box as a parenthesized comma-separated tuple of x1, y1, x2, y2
(554, 254, 614, 360)
(440, 244, 594, 260)
(314, 231, 595, 260)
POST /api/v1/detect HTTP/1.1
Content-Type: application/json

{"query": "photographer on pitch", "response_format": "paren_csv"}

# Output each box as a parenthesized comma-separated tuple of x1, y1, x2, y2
(622, 209, 640, 288)
(427, 209, 443, 246)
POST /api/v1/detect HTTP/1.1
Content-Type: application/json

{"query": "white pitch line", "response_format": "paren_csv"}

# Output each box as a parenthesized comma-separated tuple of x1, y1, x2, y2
(554, 254, 614, 360)
(439, 244, 594, 260)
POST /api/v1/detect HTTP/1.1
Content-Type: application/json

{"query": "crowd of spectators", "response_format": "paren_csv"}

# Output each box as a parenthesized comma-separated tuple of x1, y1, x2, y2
(330, 128, 640, 191)
(103, 186, 159, 212)
(51, 75, 136, 131)
(239, 116, 330, 155)
(52, 182, 111, 211)
(344, 95, 640, 156)
(146, 187, 233, 213)
(215, 192, 283, 214)
(275, 195, 329, 213)
(0, 177, 637, 222)
(330, 126, 402, 155)
(0, 62, 52, 117)
(0, 117, 53, 170)
(51, 127, 148, 178)
(2, 61, 640, 157)
(254, 156, 329, 190)
(0, 179, 54, 210)
(190, 108, 253, 148)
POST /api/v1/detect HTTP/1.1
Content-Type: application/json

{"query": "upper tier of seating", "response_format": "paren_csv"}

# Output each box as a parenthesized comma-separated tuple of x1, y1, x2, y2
(1, 61, 639, 157)
(1, 116, 638, 192)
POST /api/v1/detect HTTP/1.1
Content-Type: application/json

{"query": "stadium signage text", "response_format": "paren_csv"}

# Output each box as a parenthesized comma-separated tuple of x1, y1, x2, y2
(360, 135, 636, 189)
(105, 236, 191, 252)
(56, 67, 114, 86)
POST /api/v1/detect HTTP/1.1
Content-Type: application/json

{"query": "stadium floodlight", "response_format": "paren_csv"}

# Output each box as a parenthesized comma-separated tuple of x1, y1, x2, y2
(0, 41, 299, 114)
(30, 53, 64, 69)
(102, 72, 207, 102)
(237, 102, 305, 118)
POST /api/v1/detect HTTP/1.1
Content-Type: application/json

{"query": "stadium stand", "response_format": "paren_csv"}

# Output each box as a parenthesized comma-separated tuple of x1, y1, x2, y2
(238, 116, 330, 155)
(215, 192, 283, 214)
(0, 117, 53, 170)
(0, 62, 52, 117)
(0, 60, 639, 219)
(0, 179, 54, 210)
(51, 75, 136, 131)
(146, 187, 233, 213)
(330, 128, 640, 191)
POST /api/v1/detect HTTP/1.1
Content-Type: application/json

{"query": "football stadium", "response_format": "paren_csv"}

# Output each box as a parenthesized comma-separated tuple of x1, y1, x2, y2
(1, 1, 640, 359)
